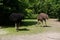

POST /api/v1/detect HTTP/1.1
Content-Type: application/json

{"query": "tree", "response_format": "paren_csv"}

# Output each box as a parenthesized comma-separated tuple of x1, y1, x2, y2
(2, 0, 60, 20)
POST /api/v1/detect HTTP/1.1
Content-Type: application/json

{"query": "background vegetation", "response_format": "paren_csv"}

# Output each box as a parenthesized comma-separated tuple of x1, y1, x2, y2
(0, 0, 60, 24)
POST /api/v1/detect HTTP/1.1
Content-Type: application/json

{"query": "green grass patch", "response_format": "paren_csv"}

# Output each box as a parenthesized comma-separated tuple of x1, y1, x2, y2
(1, 19, 49, 35)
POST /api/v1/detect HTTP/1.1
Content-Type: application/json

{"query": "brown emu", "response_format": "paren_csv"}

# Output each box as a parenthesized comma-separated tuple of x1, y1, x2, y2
(37, 13, 48, 27)
(9, 13, 24, 31)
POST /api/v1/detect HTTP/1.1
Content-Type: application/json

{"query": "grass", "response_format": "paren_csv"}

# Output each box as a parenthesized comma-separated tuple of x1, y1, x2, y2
(0, 19, 49, 35)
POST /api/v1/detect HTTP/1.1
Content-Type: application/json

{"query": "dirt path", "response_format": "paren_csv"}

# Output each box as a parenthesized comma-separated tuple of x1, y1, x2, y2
(48, 19, 60, 27)
(0, 32, 60, 40)
(0, 19, 60, 40)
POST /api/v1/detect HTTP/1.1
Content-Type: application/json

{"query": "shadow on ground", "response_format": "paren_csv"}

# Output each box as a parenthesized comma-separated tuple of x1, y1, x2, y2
(43, 25, 51, 27)
(18, 28, 29, 31)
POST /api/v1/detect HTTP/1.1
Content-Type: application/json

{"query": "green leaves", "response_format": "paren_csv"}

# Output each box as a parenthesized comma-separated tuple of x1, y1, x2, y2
(2, 0, 60, 19)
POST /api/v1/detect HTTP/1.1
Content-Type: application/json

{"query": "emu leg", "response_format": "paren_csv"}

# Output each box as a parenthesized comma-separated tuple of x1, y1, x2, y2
(37, 21, 40, 25)
(15, 23, 19, 31)
(17, 22, 20, 30)
(40, 20, 43, 27)
(44, 20, 47, 26)
(36, 20, 40, 27)
(36, 20, 43, 27)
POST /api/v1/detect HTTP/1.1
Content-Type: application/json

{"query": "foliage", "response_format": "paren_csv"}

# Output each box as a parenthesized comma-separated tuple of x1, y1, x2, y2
(1, 0, 60, 24)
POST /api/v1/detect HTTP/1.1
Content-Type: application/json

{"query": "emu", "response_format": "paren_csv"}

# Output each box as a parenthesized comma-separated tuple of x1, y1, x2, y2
(9, 13, 24, 31)
(37, 13, 48, 27)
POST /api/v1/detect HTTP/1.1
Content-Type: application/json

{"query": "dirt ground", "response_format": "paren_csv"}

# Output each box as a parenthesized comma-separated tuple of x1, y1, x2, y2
(0, 19, 60, 40)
